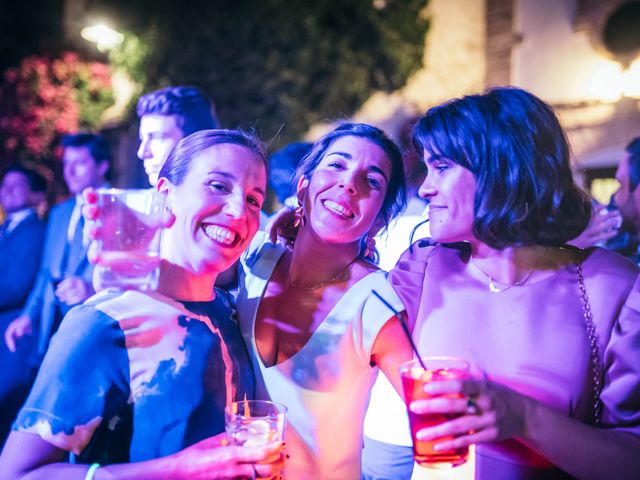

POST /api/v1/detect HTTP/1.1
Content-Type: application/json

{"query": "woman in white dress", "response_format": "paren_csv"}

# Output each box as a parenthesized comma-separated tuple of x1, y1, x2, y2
(235, 123, 414, 479)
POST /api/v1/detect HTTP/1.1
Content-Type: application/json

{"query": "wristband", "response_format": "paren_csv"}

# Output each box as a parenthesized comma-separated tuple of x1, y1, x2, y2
(84, 463, 100, 480)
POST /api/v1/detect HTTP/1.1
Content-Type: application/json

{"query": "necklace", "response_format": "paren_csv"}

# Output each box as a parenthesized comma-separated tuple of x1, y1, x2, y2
(472, 247, 550, 293)
(287, 257, 358, 291)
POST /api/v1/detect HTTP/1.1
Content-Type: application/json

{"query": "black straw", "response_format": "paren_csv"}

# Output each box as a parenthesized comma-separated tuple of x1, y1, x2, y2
(372, 289, 426, 370)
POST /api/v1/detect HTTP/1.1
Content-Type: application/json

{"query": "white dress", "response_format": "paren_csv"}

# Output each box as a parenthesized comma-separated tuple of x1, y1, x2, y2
(236, 233, 405, 479)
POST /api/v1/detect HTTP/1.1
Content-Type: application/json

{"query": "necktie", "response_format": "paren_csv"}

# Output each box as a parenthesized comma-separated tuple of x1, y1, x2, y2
(64, 215, 85, 275)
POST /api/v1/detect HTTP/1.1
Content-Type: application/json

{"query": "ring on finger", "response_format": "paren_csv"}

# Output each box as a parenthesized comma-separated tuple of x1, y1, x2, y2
(466, 397, 480, 415)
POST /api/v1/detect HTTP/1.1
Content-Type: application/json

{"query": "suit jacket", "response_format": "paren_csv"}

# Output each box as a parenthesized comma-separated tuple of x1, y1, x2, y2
(21, 197, 94, 356)
(0, 210, 46, 328)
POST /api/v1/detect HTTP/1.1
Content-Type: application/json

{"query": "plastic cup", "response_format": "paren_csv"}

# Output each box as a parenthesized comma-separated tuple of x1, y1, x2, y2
(94, 188, 164, 291)
(401, 356, 471, 468)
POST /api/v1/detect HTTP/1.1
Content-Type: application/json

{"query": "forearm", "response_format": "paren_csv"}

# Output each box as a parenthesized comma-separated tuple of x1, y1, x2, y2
(523, 401, 640, 479)
(17, 457, 175, 480)
(97, 459, 169, 480)
(1, 432, 177, 480)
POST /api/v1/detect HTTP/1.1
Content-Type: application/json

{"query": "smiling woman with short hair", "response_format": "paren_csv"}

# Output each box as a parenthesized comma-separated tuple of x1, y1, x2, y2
(0, 129, 283, 480)
(387, 87, 640, 479)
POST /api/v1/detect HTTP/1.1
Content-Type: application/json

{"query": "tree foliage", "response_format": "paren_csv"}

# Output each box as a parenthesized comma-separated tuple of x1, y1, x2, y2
(103, 0, 428, 147)
(0, 53, 114, 198)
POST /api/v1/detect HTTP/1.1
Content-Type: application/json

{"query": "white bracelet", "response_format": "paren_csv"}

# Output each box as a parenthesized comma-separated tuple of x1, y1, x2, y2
(84, 463, 100, 480)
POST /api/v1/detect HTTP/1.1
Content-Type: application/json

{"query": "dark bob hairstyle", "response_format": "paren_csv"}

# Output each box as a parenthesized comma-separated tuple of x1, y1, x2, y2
(412, 86, 591, 249)
(295, 122, 407, 231)
(159, 129, 267, 186)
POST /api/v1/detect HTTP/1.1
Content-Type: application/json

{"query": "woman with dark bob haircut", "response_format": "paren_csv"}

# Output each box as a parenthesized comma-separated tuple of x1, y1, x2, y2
(376, 87, 640, 479)
(415, 86, 592, 248)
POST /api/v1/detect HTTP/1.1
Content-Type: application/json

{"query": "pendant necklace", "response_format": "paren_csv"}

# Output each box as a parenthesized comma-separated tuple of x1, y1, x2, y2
(472, 247, 550, 293)
(288, 257, 358, 291)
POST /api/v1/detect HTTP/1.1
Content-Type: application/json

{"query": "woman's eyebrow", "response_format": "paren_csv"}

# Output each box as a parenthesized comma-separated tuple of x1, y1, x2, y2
(368, 165, 389, 181)
(326, 151, 389, 180)
(326, 151, 352, 159)
(425, 154, 446, 164)
(207, 169, 266, 196)
(206, 169, 236, 178)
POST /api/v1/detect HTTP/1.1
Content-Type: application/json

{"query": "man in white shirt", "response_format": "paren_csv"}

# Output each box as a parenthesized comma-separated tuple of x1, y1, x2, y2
(135, 85, 219, 186)
(136, 86, 268, 227)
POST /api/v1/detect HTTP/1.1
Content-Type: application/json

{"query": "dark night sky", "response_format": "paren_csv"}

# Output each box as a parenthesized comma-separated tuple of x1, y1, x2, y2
(0, 0, 168, 72)
(0, 0, 67, 72)
(0, 0, 251, 72)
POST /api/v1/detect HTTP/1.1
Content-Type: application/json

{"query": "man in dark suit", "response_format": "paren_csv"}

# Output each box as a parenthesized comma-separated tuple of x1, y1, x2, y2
(607, 137, 640, 264)
(4, 133, 111, 359)
(0, 165, 47, 444)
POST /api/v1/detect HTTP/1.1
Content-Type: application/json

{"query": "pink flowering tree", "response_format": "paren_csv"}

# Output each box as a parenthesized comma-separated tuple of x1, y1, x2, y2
(0, 52, 114, 198)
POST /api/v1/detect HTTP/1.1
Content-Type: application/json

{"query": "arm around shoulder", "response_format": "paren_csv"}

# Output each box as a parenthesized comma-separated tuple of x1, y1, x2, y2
(388, 239, 438, 331)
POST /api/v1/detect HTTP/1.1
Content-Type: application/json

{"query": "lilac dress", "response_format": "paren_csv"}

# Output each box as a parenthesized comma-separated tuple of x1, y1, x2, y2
(391, 242, 640, 479)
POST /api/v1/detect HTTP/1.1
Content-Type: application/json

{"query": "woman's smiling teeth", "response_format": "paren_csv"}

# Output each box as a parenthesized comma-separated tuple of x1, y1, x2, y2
(322, 199, 355, 219)
(203, 224, 238, 246)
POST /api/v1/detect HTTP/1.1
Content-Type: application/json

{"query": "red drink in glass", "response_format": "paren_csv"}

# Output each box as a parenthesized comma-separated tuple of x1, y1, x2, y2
(401, 357, 470, 468)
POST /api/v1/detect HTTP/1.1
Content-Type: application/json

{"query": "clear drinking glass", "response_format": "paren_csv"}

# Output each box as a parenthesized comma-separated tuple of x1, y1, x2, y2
(94, 188, 164, 291)
(225, 400, 287, 447)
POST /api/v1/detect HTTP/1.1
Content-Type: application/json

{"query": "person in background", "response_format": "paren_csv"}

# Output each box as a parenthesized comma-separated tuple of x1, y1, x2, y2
(137, 85, 270, 229)
(392, 87, 640, 479)
(267, 141, 313, 211)
(373, 116, 429, 271)
(4, 133, 110, 362)
(136, 85, 219, 187)
(0, 129, 283, 479)
(568, 199, 622, 249)
(603, 136, 640, 263)
(0, 165, 47, 446)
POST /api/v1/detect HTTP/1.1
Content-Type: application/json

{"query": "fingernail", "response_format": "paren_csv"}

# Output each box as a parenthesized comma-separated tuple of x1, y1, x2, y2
(433, 443, 444, 451)
(85, 190, 98, 203)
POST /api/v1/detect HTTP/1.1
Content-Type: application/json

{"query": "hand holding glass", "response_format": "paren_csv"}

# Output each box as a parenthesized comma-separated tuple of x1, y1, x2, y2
(225, 400, 286, 479)
(401, 356, 471, 468)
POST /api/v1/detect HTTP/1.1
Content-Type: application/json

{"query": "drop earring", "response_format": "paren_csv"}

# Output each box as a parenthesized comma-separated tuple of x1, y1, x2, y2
(293, 202, 306, 229)
(362, 234, 376, 260)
